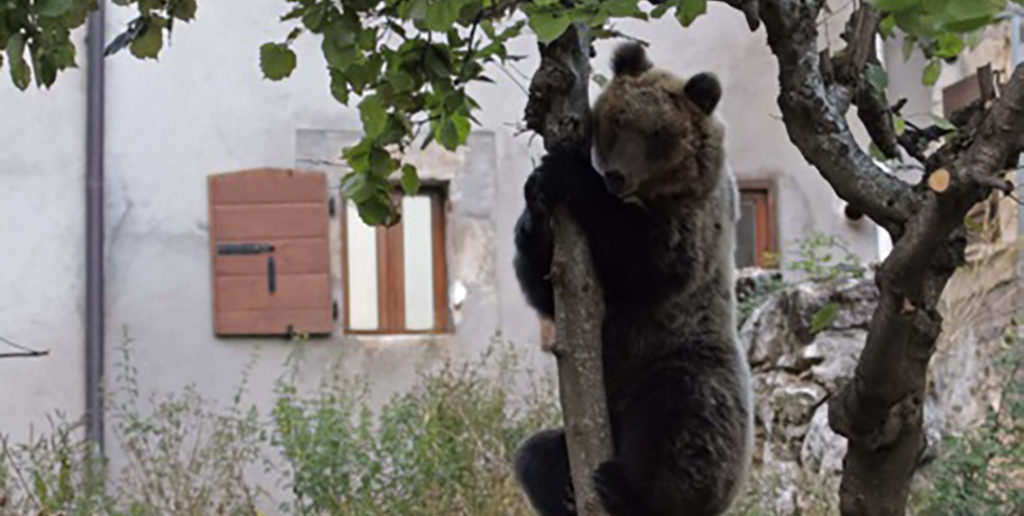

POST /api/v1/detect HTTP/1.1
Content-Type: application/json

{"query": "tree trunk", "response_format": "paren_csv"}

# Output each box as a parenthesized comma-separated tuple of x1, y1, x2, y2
(524, 24, 612, 516)
(550, 206, 612, 516)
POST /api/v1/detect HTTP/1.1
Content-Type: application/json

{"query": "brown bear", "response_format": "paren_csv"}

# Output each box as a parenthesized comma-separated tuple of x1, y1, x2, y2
(512, 42, 753, 516)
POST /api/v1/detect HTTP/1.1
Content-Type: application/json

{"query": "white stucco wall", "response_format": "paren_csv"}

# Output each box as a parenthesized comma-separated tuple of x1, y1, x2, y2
(0, 39, 88, 441)
(0, 0, 936, 457)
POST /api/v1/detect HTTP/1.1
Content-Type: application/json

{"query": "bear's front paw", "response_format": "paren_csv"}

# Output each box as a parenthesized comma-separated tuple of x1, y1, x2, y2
(524, 166, 564, 214)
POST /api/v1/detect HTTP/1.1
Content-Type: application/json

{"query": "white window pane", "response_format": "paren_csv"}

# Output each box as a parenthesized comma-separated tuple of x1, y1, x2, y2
(346, 202, 379, 330)
(402, 195, 435, 330)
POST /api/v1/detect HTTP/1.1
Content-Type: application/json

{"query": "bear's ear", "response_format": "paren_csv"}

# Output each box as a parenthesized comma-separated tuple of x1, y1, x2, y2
(612, 42, 652, 77)
(683, 72, 722, 115)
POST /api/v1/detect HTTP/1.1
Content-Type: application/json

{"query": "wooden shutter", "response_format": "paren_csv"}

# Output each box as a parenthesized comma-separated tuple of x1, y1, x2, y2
(736, 181, 778, 269)
(208, 169, 333, 336)
(942, 73, 981, 120)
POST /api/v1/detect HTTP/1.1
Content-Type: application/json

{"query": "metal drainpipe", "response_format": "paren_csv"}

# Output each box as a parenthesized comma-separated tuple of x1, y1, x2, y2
(85, 0, 106, 453)
(1012, 15, 1023, 236)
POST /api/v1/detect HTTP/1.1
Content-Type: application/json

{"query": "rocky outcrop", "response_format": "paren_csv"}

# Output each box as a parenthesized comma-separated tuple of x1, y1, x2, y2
(737, 251, 1022, 513)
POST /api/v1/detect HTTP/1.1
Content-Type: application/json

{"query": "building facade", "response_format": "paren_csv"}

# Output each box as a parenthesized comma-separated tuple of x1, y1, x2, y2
(4, 0, 985, 459)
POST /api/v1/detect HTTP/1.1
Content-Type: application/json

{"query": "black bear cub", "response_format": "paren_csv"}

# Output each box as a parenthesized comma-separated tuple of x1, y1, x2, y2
(513, 43, 753, 516)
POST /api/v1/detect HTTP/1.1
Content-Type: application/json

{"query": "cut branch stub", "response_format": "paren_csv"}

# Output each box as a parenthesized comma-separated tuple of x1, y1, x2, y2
(927, 168, 950, 193)
(525, 23, 592, 153)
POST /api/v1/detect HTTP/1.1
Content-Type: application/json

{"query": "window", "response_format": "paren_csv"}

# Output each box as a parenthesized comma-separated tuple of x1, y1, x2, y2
(735, 181, 778, 269)
(341, 186, 450, 334)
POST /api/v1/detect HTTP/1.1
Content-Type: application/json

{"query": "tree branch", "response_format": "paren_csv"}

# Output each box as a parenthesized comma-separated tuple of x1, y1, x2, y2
(524, 23, 611, 516)
(829, 61, 1024, 516)
(757, 0, 913, 231)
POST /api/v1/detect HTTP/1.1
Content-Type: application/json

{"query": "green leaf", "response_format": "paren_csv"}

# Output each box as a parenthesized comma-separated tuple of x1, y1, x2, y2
(901, 34, 917, 60)
(865, 62, 888, 90)
(330, 68, 350, 104)
(434, 114, 470, 150)
(357, 197, 393, 226)
(879, 14, 897, 38)
(424, 0, 460, 31)
(322, 20, 359, 69)
(302, 2, 328, 32)
(650, 3, 671, 18)
(810, 303, 840, 334)
(676, 0, 707, 27)
(402, 0, 428, 20)
(894, 115, 906, 136)
(7, 34, 31, 91)
(35, 0, 72, 17)
(870, 0, 919, 11)
(359, 95, 388, 138)
(931, 114, 956, 131)
(130, 22, 163, 59)
(401, 163, 420, 195)
(931, 0, 1004, 24)
(600, 0, 642, 17)
(933, 32, 963, 58)
(527, 11, 572, 44)
(259, 43, 296, 80)
(423, 45, 450, 80)
(868, 142, 886, 161)
(171, 0, 197, 21)
(922, 58, 941, 86)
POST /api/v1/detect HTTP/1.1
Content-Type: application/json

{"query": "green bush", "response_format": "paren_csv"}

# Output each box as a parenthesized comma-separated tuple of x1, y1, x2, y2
(0, 416, 110, 516)
(1, 333, 559, 516)
(271, 339, 559, 515)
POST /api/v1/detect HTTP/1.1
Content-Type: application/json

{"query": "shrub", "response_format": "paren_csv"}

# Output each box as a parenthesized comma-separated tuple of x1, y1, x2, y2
(1, 333, 559, 516)
(271, 338, 559, 515)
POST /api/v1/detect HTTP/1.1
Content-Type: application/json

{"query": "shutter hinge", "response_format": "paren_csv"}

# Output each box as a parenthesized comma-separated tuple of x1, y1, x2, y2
(328, 196, 337, 217)
(332, 300, 339, 321)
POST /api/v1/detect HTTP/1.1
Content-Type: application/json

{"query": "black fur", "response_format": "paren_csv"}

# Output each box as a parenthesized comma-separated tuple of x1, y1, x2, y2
(683, 72, 723, 115)
(512, 152, 750, 516)
(611, 42, 653, 77)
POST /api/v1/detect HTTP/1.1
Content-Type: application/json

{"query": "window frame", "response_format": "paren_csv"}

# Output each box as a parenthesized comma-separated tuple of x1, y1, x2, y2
(736, 179, 779, 269)
(339, 183, 452, 335)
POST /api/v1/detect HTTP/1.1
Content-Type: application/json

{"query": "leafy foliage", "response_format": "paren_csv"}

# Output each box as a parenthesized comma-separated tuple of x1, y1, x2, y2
(871, 0, 1024, 85)
(0, 334, 559, 516)
(271, 339, 559, 515)
(4, 0, 1015, 224)
(1, 0, 720, 225)
(788, 232, 867, 282)
(0, 0, 93, 89)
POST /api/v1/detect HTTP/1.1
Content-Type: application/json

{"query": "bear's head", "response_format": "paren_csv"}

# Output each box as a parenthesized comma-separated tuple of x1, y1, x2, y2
(591, 43, 725, 202)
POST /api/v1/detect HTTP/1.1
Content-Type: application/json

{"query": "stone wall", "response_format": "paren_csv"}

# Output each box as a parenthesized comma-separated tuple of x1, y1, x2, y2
(736, 241, 1023, 513)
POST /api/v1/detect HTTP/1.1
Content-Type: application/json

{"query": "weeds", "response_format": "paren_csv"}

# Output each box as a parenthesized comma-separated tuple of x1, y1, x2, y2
(913, 318, 1024, 516)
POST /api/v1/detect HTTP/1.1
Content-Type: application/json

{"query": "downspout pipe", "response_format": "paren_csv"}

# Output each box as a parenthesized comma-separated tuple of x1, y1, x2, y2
(1013, 15, 1023, 235)
(85, 0, 105, 453)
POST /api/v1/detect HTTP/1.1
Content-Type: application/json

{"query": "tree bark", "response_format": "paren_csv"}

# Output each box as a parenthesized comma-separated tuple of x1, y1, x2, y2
(524, 24, 612, 516)
(550, 205, 612, 516)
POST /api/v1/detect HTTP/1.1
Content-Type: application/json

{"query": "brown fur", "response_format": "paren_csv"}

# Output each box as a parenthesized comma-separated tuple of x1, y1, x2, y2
(513, 42, 752, 516)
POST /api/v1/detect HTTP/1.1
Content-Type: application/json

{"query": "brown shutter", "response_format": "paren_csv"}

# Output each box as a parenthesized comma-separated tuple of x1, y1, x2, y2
(208, 169, 333, 336)
(942, 73, 981, 120)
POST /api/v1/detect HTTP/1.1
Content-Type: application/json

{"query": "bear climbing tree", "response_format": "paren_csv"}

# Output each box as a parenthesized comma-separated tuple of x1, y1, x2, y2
(6, 0, 1024, 515)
